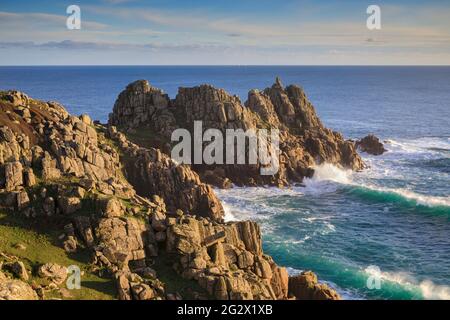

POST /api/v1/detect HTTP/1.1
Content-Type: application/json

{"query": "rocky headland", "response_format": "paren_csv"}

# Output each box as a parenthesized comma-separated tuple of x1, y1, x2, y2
(0, 81, 353, 300)
(109, 78, 364, 188)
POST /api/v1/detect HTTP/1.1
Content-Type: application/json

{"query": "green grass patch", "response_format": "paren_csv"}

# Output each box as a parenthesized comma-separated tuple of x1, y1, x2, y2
(0, 211, 116, 300)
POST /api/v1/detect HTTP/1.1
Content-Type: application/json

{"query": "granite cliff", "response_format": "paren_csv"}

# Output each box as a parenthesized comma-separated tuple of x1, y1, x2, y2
(0, 89, 340, 300)
(109, 78, 364, 188)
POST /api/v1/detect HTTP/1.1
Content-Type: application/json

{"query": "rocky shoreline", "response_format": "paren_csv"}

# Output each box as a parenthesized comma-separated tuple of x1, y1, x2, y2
(0, 82, 352, 300)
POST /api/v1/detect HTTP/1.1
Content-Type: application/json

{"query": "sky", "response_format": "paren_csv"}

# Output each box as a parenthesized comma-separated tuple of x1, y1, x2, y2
(0, 0, 449, 65)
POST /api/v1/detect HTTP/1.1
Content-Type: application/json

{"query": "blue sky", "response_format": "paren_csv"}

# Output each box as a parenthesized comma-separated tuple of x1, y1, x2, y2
(1, 0, 449, 65)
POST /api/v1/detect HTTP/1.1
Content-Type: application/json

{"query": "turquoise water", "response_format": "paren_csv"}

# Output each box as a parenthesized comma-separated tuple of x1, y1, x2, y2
(1, 66, 449, 299)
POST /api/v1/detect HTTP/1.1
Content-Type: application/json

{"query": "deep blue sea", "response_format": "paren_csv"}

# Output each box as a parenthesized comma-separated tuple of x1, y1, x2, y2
(1, 66, 449, 300)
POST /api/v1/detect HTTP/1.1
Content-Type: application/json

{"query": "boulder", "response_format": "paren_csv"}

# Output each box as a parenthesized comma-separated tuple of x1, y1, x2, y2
(99, 197, 124, 217)
(0, 278, 38, 300)
(288, 271, 340, 300)
(63, 236, 78, 253)
(57, 196, 82, 215)
(38, 263, 68, 285)
(356, 134, 387, 155)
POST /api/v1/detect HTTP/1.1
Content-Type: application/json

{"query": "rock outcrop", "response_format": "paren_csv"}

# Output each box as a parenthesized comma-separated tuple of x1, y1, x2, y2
(107, 126, 224, 222)
(166, 215, 289, 299)
(288, 271, 340, 300)
(0, 276, 38, 300)
(109, 78, 364, 187)
(355, 134, 387, 156)
(0, 89, 345, 301)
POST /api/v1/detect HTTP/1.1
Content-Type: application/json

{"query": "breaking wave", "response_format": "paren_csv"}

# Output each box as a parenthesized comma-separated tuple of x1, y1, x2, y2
(364, 266, 450, 300)
(307, 163, 450, 212)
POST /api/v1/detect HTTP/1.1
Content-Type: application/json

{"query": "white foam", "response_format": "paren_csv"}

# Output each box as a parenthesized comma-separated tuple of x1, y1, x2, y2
(223, 202, 238, 222)
(365, 185, 450, 208)
(364, 266, 450, 300)
(303, 163, 450, 209)
(308, 163, 352, 184)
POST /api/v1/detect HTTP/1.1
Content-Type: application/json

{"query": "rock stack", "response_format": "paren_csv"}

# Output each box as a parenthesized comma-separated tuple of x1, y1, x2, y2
(355, 134, 387, 155)
(109, 78, 364, 187)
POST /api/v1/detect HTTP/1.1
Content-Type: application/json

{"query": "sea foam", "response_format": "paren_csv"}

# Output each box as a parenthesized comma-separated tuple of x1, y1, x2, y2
(305, 163, 450, 209)
(364, 266, 450, 300)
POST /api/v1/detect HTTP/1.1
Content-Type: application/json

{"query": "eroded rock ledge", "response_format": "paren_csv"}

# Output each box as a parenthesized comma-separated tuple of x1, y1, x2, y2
(0, 90, 340, 300)
(109, 78, 364, 187)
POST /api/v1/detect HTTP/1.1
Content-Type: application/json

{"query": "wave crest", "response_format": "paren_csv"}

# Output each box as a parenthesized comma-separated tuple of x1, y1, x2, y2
(364, 266, 450, 300)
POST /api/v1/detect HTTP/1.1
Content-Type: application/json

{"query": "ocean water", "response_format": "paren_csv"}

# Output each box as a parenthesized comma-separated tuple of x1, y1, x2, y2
(1, 66, 449, 300)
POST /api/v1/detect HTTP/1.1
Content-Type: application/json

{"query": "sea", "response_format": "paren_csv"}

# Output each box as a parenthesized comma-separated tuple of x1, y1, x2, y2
(1, 66, 449, 300)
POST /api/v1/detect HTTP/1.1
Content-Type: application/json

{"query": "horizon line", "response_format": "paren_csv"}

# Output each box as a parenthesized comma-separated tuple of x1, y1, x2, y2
(1, 64, 450, 67)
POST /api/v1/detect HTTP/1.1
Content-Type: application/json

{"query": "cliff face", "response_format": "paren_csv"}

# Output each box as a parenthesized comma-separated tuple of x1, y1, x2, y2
(109, 78, 364, 187)
(0, 90, 339, 300)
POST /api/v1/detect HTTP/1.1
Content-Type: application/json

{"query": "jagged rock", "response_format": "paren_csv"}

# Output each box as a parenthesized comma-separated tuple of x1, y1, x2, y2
(116, 272, 132, 300)
(151, 205, 167, 232)
(0, 278, 38, 300)
(109, 80, 175, 137)
(131, 283, 156, 300)
(63, 236, 78, 253)
(94, 217, 149, 271)
(107, 126, 225, 222)
(288, 271, 340, 300)
(80, 114, 93, 126)
(1, 91, 29, 107)
(57, 196, 81, 215)
(38, 263, 68, 285)
(115, 270, 164, 300)
(0, 89, 347, 301)
(99, 197, 124, 217)
(23, 167, 36, 187)
(166, 215, 288, 300)
(109, 78, 364, 189)
(5, 161, 23, 191)
(356, 134, 387, 155)
(42, 153, 61, 180)
(16, 191, 30, 210)
(72, 216, 95, 247)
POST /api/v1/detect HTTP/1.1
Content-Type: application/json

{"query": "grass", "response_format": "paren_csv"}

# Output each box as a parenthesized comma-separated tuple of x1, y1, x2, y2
(0, 211, 116, 300)
(122, 125, 170, 153)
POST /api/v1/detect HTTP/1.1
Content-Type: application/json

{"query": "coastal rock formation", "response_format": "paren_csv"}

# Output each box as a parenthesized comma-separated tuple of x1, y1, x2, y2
(109, 78, 364, 187)
(356, 134, 387, 156)
(107, 126, 224, 221)
(0, 90, 343, 301)
(288, 271, 340, 300)
(166, 215, 289, 299)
